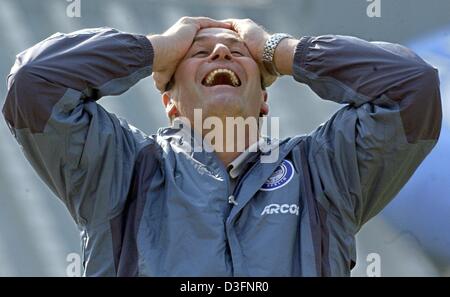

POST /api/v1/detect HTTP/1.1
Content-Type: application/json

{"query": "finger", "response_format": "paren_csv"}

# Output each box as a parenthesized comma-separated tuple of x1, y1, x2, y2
(219, 18, 246, 24)
(218, 18, 234, 24)
(193, 17, 233, 30)
(219, 19, 239, 30)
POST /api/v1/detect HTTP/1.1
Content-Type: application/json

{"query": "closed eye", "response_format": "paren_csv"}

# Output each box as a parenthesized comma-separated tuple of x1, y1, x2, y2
(192, 51, 209, 57)
(231, 51, 244, 56)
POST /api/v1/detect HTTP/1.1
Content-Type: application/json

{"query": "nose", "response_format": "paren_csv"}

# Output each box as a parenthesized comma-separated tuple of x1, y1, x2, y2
(209, 43, 232, 61)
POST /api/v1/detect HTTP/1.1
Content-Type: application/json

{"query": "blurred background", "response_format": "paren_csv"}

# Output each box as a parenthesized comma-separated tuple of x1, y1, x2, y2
(0, 0, 449, 276)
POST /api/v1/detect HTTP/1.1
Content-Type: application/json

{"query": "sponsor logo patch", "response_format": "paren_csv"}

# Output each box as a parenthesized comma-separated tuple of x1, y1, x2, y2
(261, 203, 300, 216)
(260, 159, 294, 191)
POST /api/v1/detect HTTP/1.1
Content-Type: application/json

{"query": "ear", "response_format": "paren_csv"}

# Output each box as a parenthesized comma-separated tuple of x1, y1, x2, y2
(260, 90, 269, 116)
(162, 92, 179, 119)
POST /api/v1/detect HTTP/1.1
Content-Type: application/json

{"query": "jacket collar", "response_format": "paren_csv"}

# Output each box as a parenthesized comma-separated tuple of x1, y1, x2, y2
(157, 117, 281, 174)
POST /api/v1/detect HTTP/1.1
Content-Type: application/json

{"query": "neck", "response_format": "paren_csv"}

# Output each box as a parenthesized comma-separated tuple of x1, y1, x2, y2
(201, 120, 259, 166)
(187, 114, 260, 166)
(215, 151, 242, 166)
(207, 128, 259, 166)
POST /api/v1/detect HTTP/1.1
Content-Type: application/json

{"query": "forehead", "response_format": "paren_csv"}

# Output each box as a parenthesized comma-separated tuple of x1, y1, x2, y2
(193, 28, 244, 45)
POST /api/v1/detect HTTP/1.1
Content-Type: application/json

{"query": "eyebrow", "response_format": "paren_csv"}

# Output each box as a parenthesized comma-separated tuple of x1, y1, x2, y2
(192, 35, 244, 46)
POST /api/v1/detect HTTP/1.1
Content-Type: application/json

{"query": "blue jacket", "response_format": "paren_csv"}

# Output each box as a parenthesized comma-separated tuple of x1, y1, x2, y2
(2, 28, 442, 276)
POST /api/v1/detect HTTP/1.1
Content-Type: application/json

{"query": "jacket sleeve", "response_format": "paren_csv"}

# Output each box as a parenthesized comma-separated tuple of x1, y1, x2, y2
(292, 35, 442, 232)
(2, 27, 155, 227)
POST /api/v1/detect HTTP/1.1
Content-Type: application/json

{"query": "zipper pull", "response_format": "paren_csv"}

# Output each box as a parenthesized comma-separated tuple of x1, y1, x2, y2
(228, 195, 238, 206)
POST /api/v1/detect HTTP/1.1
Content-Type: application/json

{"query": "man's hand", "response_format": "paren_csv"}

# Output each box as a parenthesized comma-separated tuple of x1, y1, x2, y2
(224, 19, 269, 63)
(224, 18, 298, 84)
(149, 17, 231, 92)
(222, 18, 276, 87)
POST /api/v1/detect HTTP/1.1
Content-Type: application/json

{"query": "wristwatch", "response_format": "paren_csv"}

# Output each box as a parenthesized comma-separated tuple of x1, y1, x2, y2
(262, 33, 293, 76)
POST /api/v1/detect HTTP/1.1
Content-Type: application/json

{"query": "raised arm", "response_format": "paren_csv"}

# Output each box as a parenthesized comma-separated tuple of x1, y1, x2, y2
(291, 35, 441, 229)
(229, 19, 442, 231)
(2, 27, 155, 226)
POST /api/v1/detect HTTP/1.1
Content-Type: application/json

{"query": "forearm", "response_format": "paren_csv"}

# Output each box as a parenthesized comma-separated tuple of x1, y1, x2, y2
(289, 35, 438, 105)
(287, 34, 441, 142)
(8, 28, 153, 101)
(3, 27, 153, 131)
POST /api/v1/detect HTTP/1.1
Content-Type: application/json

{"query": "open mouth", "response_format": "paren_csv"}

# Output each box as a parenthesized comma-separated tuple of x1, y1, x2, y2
(201, 68, 241, 87)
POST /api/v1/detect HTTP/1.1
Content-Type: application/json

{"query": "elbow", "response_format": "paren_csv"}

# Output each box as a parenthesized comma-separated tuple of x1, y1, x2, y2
(420, 65, 442, 141)
(401, 64, 442, 143)
(419, 63, 440, 96)
(6, 51, 38, 90)
(3, 63, 34, 125)
(2, 62, 56, 133)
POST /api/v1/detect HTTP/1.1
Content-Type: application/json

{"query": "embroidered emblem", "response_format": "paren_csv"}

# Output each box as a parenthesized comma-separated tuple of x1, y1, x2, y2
(260, 160, 294, 191)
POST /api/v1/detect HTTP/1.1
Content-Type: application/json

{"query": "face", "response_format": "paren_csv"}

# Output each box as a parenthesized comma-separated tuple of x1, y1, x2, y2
(164, 28, 268, 123)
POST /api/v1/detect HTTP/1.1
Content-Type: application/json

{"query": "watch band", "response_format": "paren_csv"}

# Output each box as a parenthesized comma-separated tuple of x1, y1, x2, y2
(262, 33, 293, 76)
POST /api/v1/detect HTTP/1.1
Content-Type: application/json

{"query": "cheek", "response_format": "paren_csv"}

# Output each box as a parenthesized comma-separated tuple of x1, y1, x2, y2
(242, 61, 262, 88)
(173, 61, 202, 113)
(176, 58, 202, 80)
(173, 62, 197, 95)
(174, 61, 192, 83)
(242, 62, 265, 108)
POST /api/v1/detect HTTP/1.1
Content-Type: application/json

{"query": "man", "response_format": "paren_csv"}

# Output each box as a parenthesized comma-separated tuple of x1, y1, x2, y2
(2, 17, 441, 276)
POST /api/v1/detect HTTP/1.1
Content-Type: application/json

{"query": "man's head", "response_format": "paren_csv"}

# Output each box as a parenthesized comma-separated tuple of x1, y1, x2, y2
(162, 28, 269, 123)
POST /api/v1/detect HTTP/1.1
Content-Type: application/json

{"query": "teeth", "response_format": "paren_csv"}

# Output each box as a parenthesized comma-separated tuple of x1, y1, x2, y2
(204, 68, 240, 87)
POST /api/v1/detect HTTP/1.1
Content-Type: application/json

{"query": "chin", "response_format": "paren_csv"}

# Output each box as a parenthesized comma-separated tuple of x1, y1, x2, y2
(204, 95, 244, 117)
